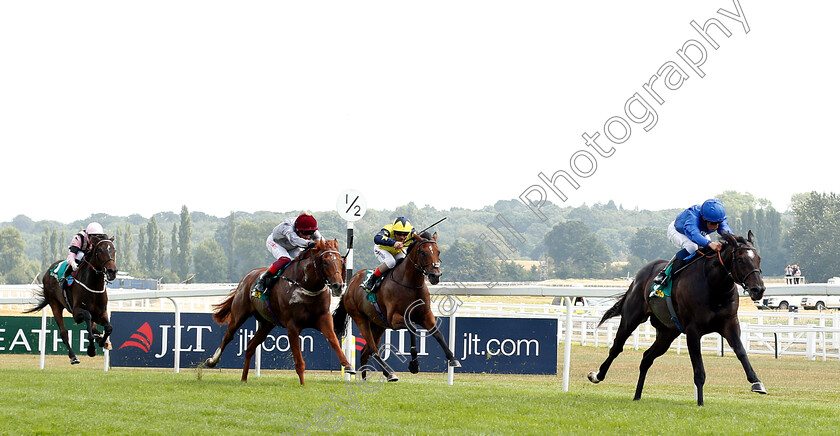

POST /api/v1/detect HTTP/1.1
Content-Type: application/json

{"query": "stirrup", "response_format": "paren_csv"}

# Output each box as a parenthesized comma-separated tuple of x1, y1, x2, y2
(652, 271, 667, 285)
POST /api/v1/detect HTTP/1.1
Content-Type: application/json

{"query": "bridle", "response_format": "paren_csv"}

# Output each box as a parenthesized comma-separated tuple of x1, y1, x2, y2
(76, 239, 116, 294)
(282, 248, 344, 296)
(84, 239, 115, 275)
(711, 243, 762, 290)
(405, 239, 441, 278)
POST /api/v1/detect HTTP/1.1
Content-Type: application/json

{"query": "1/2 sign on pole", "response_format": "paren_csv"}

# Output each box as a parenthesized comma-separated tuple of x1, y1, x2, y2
(336, 189, 366, 222)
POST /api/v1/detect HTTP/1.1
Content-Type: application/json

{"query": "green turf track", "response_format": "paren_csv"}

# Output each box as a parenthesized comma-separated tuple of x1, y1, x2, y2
(2, 345, 839, 435)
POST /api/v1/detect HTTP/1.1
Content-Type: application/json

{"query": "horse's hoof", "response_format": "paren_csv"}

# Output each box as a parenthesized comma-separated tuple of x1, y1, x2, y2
(344, 366, 356, 375)
(87, 346, 97, 358)
(103, 339, 112, 350)
(70, 357, 80, 365)
(587, 371, 601, 384)
(387, 373, 399, 382)
(448, 359, 461, 368)
(408, 360, 419, 374)
(204, 359, 217, 369)
(751, 381, 767, 394)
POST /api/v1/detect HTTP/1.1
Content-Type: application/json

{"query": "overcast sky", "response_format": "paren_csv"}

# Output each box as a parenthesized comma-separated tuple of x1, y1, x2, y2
(2, 1, 836, 223)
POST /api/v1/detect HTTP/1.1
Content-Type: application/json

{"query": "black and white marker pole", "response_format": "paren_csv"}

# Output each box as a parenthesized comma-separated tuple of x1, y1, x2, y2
(336, 189, 366, 380)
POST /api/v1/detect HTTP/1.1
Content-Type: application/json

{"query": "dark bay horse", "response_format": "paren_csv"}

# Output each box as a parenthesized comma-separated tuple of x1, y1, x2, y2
(333, 231, 460, 382)
(587, 231, 766, 405)
(25, 235, 118, 364)
(204, 239, 354, 384)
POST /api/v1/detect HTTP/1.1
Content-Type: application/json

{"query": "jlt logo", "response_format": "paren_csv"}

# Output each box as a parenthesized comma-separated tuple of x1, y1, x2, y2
(119, 323, 213, 358)
(118, 322, 153, 353)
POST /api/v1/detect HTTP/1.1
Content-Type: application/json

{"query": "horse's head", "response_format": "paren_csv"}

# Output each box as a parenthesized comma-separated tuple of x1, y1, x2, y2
(408, 231, 442, 285)
(90, 235, 118, 281)
(721, 231, 765, 301)
(312, 239, 345, 297)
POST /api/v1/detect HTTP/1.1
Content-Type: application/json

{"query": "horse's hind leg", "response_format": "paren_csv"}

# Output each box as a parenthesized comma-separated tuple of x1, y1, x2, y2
(722, 320, 766, 394)
(50, 304, 79, 364)
(355, 317, 397, 382)
(205, 313, 257, 368)
(240, 321, 274, 383)
(588, 311, 647, 383)
(633, 327, 680, 401)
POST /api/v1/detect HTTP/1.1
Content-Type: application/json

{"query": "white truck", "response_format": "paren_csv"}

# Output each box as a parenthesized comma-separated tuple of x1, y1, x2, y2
(754, 296, 808, 311)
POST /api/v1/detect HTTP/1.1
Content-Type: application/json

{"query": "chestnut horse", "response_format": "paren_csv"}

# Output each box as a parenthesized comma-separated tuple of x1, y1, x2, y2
(204, 239, 354, 384)
(25, 235, 118, 364)
(587, 231, 767, 406)
(333, 231, 460, 382)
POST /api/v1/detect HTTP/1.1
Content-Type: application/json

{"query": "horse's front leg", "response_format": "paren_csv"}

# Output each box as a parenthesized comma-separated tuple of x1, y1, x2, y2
(95, 314, 113, 349)
(419, 311, 460, 368)
(722, 320, 766, 395)
(51, 304, 79, 364)
(286, 325, 307, 385)
(408, 326, 419, 374)
(685, 327, 706, 406)
(316, 314, 355, 375)
(76, 308, 98, 358)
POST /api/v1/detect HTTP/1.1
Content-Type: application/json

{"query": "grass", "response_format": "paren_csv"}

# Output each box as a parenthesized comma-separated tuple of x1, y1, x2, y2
(2, 346, 840, 435)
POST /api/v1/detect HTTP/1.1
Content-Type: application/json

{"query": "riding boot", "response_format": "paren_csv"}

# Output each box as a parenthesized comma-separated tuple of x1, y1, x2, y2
(363, 271, 378, 291)
(652, 256, 676, 286)
(254, 271, 278, 295)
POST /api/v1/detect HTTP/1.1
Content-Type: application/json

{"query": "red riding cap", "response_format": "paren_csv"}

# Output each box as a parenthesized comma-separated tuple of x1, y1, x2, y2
(295, 213, 318, 231)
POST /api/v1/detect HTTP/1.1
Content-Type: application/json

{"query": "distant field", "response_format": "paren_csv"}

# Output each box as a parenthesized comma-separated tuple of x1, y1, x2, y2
(3, 345, 839, 435)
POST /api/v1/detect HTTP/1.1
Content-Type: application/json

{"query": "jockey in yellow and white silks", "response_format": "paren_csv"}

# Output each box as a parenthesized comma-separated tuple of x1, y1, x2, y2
(363, 217, 415, 290)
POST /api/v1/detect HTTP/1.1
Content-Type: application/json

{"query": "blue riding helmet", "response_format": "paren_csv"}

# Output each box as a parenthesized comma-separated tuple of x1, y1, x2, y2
(700, 199, 727, 223)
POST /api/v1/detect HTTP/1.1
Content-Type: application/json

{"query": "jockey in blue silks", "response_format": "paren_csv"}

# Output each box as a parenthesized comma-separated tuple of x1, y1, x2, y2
(651, 199, 732, 295)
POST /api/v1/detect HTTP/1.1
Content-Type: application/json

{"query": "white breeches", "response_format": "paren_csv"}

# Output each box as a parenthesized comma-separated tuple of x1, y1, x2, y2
(374, 246, 405, 269)
(266, 235, 301, 260)
(667, 220, 707, 254)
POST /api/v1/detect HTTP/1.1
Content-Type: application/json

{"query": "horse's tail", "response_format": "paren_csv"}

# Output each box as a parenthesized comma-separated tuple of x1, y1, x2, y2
(332, 297, 349, 340)
(23, 286, 48, 314)
(596, 281, 631, 328)
(212, 291, 236, 325)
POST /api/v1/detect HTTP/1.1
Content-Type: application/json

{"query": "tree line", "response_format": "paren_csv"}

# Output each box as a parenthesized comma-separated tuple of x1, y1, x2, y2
(1, 191, 838, 284)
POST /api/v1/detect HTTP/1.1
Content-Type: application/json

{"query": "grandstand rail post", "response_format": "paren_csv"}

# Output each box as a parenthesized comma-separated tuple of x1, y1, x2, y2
(256, 319, 262, 377)
(167, 297, 181, 373)
(562, 296, 573, 392)
(40, 308, 47, 370)
(448, 311, 456, 386)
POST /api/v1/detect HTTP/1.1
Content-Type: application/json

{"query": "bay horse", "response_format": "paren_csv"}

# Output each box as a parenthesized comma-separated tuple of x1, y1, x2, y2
(332, 231, 461, 382)
(25, 235, 118, 364)
(587, 231, 767, 406)
(204, 239, 355, 384)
